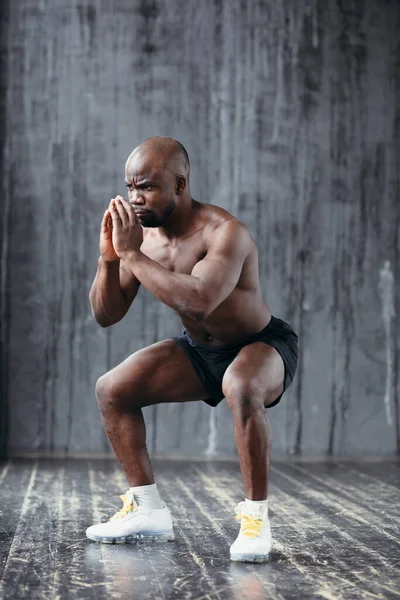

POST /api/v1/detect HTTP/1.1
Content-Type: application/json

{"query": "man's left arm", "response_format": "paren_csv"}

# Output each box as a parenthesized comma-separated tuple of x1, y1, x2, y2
(123, 220, 251, 321)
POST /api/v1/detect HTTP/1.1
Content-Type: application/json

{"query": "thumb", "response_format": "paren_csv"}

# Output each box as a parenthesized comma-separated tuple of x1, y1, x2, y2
(102, 210, 112, 232)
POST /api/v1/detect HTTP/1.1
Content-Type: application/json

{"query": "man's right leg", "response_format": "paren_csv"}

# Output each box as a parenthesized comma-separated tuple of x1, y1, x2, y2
(95, 339, 209, 486)
(86, 339, 209, 544)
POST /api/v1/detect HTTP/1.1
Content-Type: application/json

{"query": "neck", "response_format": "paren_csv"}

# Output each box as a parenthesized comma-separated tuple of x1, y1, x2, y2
(158, 195, 195, 242)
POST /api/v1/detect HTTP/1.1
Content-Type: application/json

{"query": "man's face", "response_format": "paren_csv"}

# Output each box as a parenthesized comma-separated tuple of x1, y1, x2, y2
(124, 153, 177, 228)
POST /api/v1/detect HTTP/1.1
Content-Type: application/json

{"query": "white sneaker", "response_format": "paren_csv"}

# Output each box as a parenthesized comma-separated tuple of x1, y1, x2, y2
(86, 489, 175, 544)
(230, 501, 271, 562)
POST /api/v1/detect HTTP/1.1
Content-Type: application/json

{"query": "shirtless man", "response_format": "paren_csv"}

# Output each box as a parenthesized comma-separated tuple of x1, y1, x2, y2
(86, 137, 298, 562)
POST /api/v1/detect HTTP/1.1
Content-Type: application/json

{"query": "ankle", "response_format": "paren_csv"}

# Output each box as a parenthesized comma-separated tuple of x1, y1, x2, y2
(129, 483, 165, 509)
(245, 498, 268, 506)
(245, 498, 269, 517)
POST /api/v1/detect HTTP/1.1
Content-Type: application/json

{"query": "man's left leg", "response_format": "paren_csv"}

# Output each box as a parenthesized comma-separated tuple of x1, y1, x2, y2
(221, 342, 285, 562)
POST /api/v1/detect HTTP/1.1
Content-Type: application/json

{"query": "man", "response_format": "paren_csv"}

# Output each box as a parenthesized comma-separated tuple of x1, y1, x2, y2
(86, 136, 298, 562)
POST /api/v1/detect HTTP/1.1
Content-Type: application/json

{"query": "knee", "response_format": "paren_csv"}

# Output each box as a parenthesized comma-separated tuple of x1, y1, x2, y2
(95, 373, 134, 415)
(95, 374, 114, 414)
(223, 381, 265, 419)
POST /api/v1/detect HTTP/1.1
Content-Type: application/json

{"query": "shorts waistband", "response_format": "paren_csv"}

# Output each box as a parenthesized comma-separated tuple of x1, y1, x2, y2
(183, 316, 282, 352)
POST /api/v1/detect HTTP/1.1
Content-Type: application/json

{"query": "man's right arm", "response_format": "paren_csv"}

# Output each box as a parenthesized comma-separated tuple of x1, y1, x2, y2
(89, 256, 141, 327)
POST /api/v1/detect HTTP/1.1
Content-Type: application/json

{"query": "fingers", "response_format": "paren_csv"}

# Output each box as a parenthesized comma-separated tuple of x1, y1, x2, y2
(108, 196, 138, 228)
(106, 212, 112, 230)
(115, 195, 137, 224)
(109, 199, 123, 227)
(102, 209, 112, 232)
(111, 196, 131, 226)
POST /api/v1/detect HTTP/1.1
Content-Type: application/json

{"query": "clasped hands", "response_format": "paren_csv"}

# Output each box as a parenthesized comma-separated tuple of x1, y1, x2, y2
(109, 195, 143, 259)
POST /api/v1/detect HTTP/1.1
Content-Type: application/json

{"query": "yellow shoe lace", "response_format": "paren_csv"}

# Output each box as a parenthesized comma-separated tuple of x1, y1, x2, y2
(235, 513, 264, 538)
(109, 494, 136, 521)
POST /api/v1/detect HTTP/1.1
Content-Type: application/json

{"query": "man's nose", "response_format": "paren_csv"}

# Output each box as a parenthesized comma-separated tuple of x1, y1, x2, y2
(129, 190, 145, 205)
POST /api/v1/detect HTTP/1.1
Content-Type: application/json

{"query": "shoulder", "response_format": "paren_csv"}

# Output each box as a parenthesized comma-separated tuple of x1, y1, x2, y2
(193, 204, 254, 259)
(196, 202, 253, 248)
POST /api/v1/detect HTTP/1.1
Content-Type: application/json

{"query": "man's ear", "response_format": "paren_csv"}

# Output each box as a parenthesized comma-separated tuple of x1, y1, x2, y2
(176, 176, 186, 195)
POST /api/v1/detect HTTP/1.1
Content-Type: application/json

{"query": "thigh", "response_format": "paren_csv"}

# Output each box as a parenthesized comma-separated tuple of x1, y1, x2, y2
(222, 342, 285, 407)
(99, 340, 210, 408)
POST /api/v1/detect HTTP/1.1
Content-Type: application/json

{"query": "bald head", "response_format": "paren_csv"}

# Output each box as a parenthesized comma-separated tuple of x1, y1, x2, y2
(124, 137, 191, 229)
(126, 136, 190, 180)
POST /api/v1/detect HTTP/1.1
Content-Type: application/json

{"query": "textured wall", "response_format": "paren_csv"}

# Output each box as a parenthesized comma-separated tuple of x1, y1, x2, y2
(0, 0, 399, 457)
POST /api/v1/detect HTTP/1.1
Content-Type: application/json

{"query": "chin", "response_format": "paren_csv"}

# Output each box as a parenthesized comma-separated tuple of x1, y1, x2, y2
(142, 217, 162, 228)
(145, 222, 161, 228)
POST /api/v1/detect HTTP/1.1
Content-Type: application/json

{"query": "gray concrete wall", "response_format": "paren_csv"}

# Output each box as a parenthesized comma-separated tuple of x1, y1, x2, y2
(1, 0, 399, 457)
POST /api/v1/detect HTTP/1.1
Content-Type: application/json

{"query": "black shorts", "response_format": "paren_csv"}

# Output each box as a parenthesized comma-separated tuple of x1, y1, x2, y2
(171, 315, 298, 409)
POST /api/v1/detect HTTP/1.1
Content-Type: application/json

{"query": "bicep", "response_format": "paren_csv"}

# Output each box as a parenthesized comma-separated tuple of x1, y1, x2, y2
(119, 260, 141, 308)
(191, 221, 250, 314)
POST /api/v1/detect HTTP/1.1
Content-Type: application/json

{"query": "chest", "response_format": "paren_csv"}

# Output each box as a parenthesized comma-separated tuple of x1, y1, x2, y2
(141, 236, 206, 274)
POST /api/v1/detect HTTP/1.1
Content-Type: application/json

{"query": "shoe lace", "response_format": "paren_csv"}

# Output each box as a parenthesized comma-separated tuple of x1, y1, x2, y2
(109, 494, 136, 521)
(235, 513, 264, 538)
(235, 502, 264, 538)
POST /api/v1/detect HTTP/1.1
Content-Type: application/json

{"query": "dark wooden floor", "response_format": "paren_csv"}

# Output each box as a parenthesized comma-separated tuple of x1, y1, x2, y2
(0, 459, 399, 600)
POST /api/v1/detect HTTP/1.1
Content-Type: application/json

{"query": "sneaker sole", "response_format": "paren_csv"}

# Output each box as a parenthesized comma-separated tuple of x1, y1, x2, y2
(230, 553, 269, 563)
(86, 531, 175, 544)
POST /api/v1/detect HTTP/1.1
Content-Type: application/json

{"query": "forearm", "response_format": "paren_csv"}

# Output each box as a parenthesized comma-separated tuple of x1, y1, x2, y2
(123, 250, 204, 319)
(89, 256, 126, 326)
